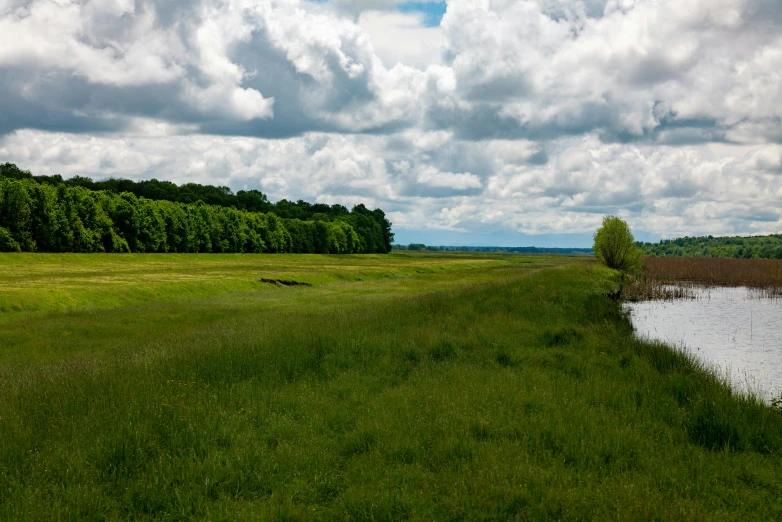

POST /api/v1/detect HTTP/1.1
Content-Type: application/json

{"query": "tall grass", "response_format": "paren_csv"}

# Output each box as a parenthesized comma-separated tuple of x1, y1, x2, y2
(0, 254, 780, 520)
(643, 256, 782, 293)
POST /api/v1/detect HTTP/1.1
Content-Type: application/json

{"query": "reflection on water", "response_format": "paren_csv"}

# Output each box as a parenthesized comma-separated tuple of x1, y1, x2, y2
(623, 286, 782, 401)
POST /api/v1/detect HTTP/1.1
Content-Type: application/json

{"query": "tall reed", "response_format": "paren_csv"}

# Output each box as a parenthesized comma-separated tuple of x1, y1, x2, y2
(628, 257, 782, 299)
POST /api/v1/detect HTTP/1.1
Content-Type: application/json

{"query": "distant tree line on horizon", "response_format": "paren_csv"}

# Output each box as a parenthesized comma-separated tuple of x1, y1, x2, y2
(392, 244, 594, 255)
(0, 163, 393, 254)
(394, 233, 782, 260)
(638, 234, 782, 260)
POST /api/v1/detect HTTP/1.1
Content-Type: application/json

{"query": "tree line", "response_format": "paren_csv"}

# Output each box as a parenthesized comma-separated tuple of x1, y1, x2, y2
(0, 163, 393, 254)
(638, 234, 782, 260)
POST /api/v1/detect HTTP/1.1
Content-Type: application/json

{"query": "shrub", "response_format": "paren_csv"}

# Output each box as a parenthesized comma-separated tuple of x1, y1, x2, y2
(593, 216, 643, 272)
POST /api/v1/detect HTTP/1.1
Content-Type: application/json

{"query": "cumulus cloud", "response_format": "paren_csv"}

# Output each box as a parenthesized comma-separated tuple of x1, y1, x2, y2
(322, 0, 445, 17)
(416, 166, 481, 190)
(5, 0, 780, 143)
(0, 0, 422, 137)
(358, 11, 443, 69)
(1, 0, 781, 244)
(3, 128, 781, 244)
(427, 0, 782, 143)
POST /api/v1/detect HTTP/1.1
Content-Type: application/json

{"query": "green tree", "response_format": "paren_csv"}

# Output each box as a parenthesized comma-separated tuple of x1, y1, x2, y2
(0, 226, 21, 252)
(30, 183, 66, 252)
(0, 164, 383, 256)
(593, 216, 643, 273)
(0, 180, 35, 250)
(0, 163, 32, 180)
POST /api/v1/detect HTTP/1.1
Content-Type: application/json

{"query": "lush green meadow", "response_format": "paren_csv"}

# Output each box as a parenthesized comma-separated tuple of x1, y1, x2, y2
(0, 253, 780, 520)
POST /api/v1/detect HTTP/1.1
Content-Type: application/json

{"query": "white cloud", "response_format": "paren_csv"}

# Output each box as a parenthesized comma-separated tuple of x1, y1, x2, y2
(417, 166, 482, 189)
(0, 0, 183, 86)
(3, 128, 781, 243)
(320, 0, 444, 16)
(359, 11, 443, 69)
(0, 0, 426, 135)
(427, 0, 782, 142)
(1, 0, 782, 244)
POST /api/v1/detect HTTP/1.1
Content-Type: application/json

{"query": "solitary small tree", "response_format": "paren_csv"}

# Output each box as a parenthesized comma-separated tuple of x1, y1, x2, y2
(593, 216, 643, 275)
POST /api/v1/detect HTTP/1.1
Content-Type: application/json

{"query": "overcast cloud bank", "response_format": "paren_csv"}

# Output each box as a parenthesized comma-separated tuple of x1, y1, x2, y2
(1, 0, 780, 246)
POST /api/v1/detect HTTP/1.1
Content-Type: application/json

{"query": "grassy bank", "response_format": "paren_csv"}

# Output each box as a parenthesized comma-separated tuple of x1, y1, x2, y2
(0, 253, 780, 520)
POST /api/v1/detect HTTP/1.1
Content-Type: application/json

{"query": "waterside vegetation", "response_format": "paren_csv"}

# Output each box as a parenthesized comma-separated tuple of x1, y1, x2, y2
(592, 216, 643, 273)
(626, 256, 782, 300)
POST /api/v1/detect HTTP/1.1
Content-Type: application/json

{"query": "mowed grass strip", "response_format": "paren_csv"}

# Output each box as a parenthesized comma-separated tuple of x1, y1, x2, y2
(0, 253, 549, 366)
(0, 255, 780, 520)
(0, 252, 537, 318)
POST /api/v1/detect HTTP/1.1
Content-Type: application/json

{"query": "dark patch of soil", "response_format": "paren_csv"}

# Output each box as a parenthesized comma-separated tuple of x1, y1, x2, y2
(260, 278, 312, 287)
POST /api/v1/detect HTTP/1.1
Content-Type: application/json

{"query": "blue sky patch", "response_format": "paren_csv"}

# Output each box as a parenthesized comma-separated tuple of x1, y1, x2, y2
(306, 1, 446, 28)
(399, 2, 447, 27)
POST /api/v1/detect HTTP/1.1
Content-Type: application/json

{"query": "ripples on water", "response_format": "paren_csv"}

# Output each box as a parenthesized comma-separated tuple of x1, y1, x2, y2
(623, 286, 782, 402)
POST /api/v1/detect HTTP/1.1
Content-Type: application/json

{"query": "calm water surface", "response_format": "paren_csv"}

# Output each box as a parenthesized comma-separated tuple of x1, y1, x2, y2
(623, 286, 782, 401)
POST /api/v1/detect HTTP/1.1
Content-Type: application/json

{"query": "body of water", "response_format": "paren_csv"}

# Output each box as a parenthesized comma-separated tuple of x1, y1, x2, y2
(623, 286, 782, 401)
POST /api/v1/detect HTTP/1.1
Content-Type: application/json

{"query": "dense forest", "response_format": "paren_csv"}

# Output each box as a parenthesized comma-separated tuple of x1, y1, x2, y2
(393, 244, 593, 254)
(0, 163, 393, 254)
(639, 234, 782, 259)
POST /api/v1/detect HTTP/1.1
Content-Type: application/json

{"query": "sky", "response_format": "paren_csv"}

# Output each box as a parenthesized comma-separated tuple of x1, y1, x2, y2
(1, 1, 781, 247)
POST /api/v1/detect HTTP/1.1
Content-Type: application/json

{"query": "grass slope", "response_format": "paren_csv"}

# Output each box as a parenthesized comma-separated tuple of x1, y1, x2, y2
(0, 253, 780, 520)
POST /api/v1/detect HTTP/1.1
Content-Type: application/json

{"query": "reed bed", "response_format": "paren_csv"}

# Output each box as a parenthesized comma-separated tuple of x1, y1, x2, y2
(645, 256, 782, 289)
(624, 279, 696, 301)
(628, 257, 782, 300)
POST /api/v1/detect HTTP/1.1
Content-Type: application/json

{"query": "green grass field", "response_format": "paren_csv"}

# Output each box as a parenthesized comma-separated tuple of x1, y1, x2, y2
(0, 253, 780, 520)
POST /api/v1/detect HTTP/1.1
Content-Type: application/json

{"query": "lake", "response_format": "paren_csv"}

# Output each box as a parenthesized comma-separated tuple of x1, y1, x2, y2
(623, 286, 782, 402)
